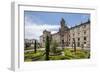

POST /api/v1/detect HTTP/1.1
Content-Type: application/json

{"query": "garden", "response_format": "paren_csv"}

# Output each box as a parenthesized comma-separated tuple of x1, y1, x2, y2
(24, 48, 90, 62)
(24, 36, 90, 62)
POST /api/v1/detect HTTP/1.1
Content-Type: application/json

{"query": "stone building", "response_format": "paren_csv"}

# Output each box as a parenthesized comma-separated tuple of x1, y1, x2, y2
(40, 30, 52, 47)
(40, 18, 90, 49)
(24, 39, 36, 48)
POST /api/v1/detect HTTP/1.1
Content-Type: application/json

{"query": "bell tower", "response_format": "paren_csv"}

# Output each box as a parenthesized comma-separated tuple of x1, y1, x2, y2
(60, 18, 66, 49)
(60, 18, 65, 28)
(60, 18, 69, 49)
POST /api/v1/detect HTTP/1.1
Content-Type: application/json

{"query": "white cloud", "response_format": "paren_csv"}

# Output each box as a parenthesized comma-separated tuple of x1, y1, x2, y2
(24, 13, 60, 41)
(25, 23, 60, 41)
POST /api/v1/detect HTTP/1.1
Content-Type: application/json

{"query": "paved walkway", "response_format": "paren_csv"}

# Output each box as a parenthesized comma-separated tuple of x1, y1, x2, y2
(24, 48, 45, 53)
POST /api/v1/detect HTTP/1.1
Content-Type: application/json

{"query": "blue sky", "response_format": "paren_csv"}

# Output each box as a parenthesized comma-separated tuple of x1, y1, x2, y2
(24, 11, 90, 41)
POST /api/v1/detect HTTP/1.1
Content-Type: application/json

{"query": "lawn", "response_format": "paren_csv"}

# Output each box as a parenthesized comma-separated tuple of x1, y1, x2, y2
(24, 50, 44, 62)
(64, 48, 90, 59)
(24, 48, 90, 62)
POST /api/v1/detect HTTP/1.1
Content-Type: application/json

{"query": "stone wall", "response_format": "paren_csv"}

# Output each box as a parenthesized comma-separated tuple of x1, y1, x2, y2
(40, 20, 90, 49)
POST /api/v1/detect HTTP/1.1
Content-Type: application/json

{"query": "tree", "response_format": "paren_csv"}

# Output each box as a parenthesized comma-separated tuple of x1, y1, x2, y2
(34, 40, 37, 53)
(61, 40, 64, 49)
(45, 35, 50, 60)
(25, 43, 31, 48)
(73, 38, 76, 52)
(50, 40, 59, 55)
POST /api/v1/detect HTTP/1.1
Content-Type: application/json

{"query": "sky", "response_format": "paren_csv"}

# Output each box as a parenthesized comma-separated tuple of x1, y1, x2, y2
(24, 11, 90, 41)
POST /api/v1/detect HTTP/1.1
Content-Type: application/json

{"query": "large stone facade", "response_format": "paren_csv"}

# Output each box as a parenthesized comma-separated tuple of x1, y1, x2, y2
(40, 18, 90, 49)
(40, 30, 52, 47)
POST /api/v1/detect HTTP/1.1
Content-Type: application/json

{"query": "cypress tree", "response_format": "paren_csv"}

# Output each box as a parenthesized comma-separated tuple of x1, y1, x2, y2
(34, 40, 37, 53)
(73, 38, 76, 52)
(45, 36, 50, 60)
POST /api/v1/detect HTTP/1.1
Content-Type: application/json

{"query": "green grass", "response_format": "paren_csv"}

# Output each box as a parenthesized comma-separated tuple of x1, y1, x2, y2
(24, 50, 44, 62)
(24, 47, 33, 50)
(49, 55, 69, 60)
(64, 48, 90, 59)
(24, 48, 90, 62)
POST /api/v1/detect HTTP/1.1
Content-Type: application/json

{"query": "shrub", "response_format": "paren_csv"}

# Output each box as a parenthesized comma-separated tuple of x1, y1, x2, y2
(25, 43, 31, 48)
(50, 40, 61, 55)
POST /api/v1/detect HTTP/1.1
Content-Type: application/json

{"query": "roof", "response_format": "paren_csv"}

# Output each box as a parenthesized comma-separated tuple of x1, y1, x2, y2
(52, 32, 59, 36)
(70, 20, 90, 29)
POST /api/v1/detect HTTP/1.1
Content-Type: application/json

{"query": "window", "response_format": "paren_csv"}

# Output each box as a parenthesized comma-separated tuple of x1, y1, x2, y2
(67, 42, 69, 46)
(83, 25, 86, 28)
(62, 40, 64, 44)
(84, 31, 86, 34)
(84, 37, 87, 40)
(73, 38, 75, 41)
(61, 34, 64, 37)
(78, 32, 80, 35)
(78, 38, 80, 41)
(84, 42, 86, 44)
(73, 33, 75, 36)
